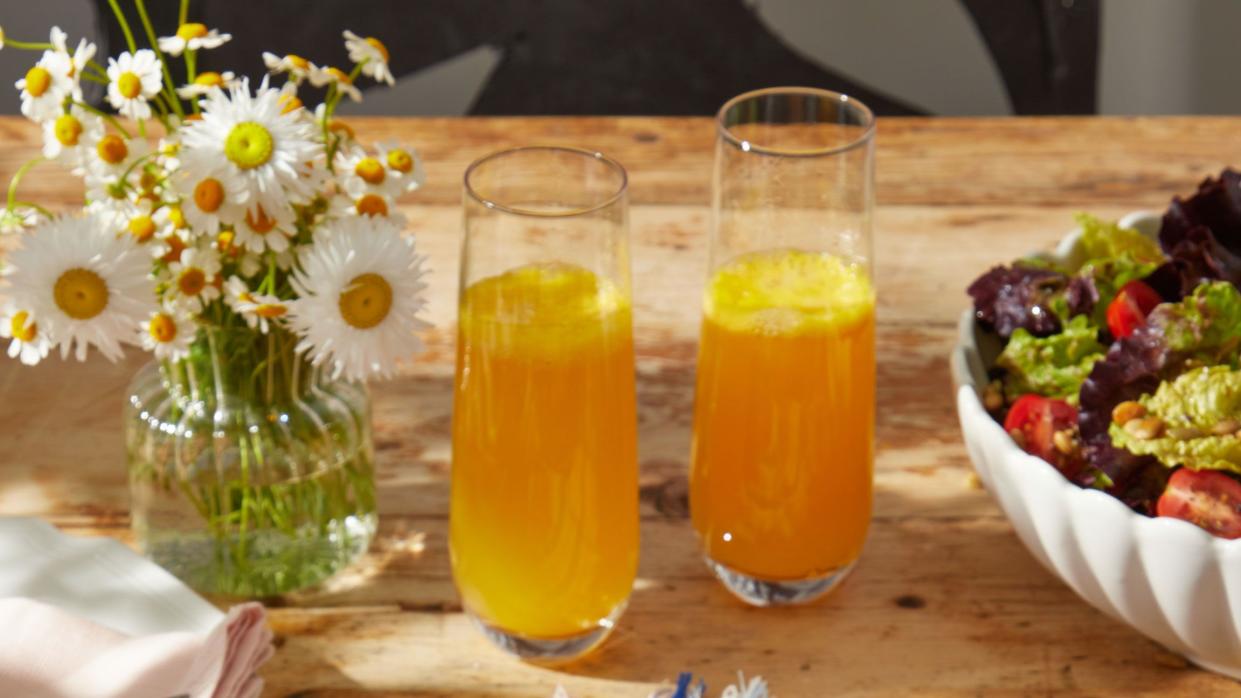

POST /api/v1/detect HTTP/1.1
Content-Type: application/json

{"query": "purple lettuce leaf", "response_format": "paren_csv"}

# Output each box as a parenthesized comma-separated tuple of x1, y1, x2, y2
(1153, 169, 1241, 298)
(967, 264, 1087, 339)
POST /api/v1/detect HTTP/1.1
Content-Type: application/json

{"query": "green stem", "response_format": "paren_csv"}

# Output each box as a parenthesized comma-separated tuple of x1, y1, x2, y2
(133, 0, 185, 119)
(73, 100, 132, 138)
(7, 157, 45, 211)
(11, 200, 54, 218)
(80, 73, 109, 86)
(106, 0, 138, 53)
(86, 59, 109, 77)
(178, 0, 189, 25)
(348, 60, 366, 82)
(3, 39, 53, 51)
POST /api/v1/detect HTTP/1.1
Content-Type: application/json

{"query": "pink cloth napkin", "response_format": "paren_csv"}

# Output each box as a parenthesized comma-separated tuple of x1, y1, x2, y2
(0, 598, 273, 698)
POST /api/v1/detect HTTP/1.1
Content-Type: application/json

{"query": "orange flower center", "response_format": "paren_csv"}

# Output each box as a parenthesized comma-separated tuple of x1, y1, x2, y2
(286, 54, 309, 71)
(10, 311, 36, 343)
(245, 206, 277, 234)
(127, 215, 157, 243)
(354, 157, 385, 185)
(194, 71, 225, 87)
(355, 194, 388, 217)
(365, 37, 390, 63)
(177, 268, 206, 296)
(161, 235, 187, 264)
(193, 178, 224, 212)
(96, 134, 128, 165)
(255, 303, 287, 319)
(148, 313, 177, 342)
(53, 114, 83, 146)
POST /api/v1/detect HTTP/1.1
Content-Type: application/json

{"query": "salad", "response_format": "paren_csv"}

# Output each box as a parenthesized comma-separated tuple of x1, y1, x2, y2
(968, 169, 1241, 538)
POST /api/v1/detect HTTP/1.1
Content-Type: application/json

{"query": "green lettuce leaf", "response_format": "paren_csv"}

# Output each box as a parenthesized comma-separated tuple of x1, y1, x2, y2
(997, 314, 1106, 402)
(1109, 365, 1241, 472)
(1073, 213, 1164, 267)
(1153, 280, 1241, 360)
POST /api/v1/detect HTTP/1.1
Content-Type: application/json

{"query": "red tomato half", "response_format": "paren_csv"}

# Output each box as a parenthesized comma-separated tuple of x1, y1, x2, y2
(1156, 468, 1241, 539)
(1004, 394, 1079, 475)
(1106, 280, 1162, 339)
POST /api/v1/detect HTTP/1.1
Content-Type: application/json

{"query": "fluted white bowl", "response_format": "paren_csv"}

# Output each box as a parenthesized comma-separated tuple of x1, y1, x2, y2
(952, 211, 1241, 679)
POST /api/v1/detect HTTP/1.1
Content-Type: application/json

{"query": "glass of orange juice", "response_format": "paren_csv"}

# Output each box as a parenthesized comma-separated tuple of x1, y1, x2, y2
(691, 87, 877, 606)
(452, 146, 638, 661)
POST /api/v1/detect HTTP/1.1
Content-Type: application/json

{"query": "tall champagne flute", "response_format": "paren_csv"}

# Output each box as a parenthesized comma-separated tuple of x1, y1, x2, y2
(452, 147, 638, 661)
(691, 87, 877, 605)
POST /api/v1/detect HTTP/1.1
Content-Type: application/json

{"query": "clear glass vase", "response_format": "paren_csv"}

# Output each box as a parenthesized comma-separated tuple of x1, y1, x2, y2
(125, 327, 377, 597)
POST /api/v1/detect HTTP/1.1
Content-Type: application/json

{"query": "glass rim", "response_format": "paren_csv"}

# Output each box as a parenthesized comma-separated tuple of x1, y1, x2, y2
(715, 86, 877, 158)
(463, 146, 629, 218)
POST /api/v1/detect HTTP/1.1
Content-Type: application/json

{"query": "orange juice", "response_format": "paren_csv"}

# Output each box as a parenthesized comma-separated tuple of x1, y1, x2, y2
(690, 249, 875, 582)
(451, 262, 638, 640)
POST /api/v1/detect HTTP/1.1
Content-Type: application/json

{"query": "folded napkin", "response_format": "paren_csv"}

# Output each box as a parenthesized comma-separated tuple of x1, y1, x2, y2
(0, 599, 272, 698)
(0, 518, 274, 698)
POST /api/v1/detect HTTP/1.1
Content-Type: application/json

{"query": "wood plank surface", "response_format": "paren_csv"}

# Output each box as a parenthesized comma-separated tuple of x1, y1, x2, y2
(3, 116, 1241, 696)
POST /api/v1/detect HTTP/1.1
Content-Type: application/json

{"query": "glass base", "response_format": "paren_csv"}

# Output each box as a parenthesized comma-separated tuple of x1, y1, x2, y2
(469, 604, 625, 664)
(705, 556, 856, 607)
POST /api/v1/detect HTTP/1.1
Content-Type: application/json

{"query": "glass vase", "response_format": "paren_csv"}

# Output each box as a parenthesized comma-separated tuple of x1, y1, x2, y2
(125, 326, 377, 598)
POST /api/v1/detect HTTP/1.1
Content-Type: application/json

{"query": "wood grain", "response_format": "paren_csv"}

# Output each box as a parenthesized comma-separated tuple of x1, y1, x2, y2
(1, 116, 1238, 696)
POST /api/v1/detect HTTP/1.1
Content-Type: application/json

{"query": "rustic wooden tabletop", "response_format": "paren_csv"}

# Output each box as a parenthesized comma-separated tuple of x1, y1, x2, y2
(2, 115, 1241, 696)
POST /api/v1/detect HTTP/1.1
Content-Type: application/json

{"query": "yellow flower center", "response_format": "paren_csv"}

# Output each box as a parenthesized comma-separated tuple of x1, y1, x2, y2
(53, 268, 109, 320)
(161, 235, 187, 264)
(217, 230, 235, 253)
(53, 114, 83, 146)
(277, 92, 303, 114)
(327, 67, 351, 84)
(127, 215, 157, 242)
(245, 206, 277, 234)
(355, 194, 388, 217)
(168, 205, 187, 229)
(328, 119, 355, 140)
(338, 273, 392, 329)
(365, 37, 390, 63)
(117, 72, 143, 100)
(24, 66, 51, 97)
(176, 23, 209, 41)
(386, 149, 413, 173)
(10, 311, 37, 343)
(224, 121, 274, 170)
(194, 71, 225, 87)
(255, 303, 287, 319)
(148, 313, 177, 342)
(193, 177, 224, 212)
(139, 171, 158, 192)
(97, 134, 128, 165)
(354, 157, 385, 185)
(177, 268, 206, 296)
(286, 54, 309, 71)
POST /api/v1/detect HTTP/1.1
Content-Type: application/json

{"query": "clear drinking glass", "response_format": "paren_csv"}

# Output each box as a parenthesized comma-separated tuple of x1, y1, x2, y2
(451, 147, 638, 661)
(690, 87, 877, 605)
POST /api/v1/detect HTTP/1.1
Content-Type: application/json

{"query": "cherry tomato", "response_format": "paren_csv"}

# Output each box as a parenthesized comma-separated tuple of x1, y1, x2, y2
(1156, 468, 1241, 539)
(1003, 394, 1080, 476)
(1106, 280, 1163, 339)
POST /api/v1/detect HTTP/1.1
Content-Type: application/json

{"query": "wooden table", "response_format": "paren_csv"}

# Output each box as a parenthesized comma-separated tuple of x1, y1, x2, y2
(3, 115, 1241, 696)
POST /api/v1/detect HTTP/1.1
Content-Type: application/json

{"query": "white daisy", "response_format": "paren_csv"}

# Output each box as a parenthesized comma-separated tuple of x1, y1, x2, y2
(325, 192, 407, 228)
(0, 305, 51, 365)
(16, 51, 71, 121)
(0, 207, 44, 235)
(168, 246, 222, 311)
(157, 23, 231, 57)
(343, 30, 394, 85)
(262, 52, 315, 83)
(152, 232, 190, 265)
(4, 213, 153, 361)
(176, 70, 237, 100)
(49, 26, 96, 101)
(122, 202, 167, 246)
(225, 276, 288, 334)
(336, 146, 403, 199)
(42, 106, 103, 170)
(179, 78, 321, 229)
(232, 204, 293, 254)
(374, 141, 425, 194)
(138, 306, 195, 360)
(106, 50, 162, 121)
(287, 215, 427, 381)
(308, 65, 362, 102)
(314, 103, 357, 144)
(171, 171, 245, 236)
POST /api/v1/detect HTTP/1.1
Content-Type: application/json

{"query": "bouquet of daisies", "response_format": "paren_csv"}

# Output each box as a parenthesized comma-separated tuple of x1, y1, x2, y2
(0, 4, 427, 384)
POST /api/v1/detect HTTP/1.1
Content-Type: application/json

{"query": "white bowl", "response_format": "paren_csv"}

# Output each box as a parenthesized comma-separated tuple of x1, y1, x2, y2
(952, 211, 1241, 679)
